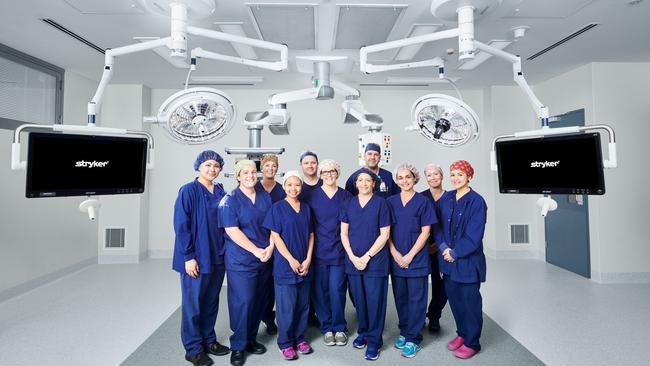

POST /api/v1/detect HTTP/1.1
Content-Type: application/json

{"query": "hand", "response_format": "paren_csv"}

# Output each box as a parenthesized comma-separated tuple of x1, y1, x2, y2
(185, 259, 199, 278)
(443, 248, 455, 263)
(392, 252, 408, 269)
(360, 253, 371, 266)
(253, 247, 265, 260)
(352, 255, 367, 271)
(289, 258, 302, 274)
(260, 246, 273, 262)
(402, 253, 413, 267)
(299, 259, 311, 276)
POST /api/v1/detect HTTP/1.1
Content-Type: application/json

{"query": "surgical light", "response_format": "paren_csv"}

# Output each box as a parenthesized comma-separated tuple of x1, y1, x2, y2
(144, 87, 235, 144)
(411, 94, 479, 147)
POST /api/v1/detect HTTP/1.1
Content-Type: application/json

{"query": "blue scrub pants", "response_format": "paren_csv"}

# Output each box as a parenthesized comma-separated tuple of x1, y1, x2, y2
(275, 280, 311, 349)
(427, 254, 447, 320)
(312, 264, 347, 334)
(227, 264, 273, 351)
(444, 277, 483, 351)
(180, 266, 226, 357)
(262, 261, 276, 324)
(391, 275, 428, 344)
(348, 274, 388, 350)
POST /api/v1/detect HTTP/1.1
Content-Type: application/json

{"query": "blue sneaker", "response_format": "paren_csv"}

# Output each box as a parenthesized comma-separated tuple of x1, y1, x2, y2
(401, 342, 421, 358)
(353, 335, 367, 349)
(365, 347, 380, 361)
(393, 336, 406, 349)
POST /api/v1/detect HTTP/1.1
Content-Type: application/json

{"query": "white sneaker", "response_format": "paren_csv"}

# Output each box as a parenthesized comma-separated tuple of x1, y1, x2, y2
(334, 332, 348, 346)
(324, 331, 335, 346)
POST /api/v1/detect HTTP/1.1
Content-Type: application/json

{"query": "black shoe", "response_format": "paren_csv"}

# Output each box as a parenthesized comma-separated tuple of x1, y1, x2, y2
(230, 350, 245, 366)
(185, 352, 214, 366)
(264, 321, 278, 335)
(428, 318, 441, 333)
(308, 312, 320, 327)
(205, 341, 230, 356)
(245, 341, 267, 355)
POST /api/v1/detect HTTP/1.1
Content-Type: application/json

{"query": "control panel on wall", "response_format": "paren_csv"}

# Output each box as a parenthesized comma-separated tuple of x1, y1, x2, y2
(358, 132, 392, 167)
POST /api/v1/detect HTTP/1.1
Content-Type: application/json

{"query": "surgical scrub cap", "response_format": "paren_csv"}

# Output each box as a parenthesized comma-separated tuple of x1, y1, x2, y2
(318, 159, 341, 177)
(365, 143, 381, 154)
(395, 162, 420, 184)
(424, 163, 444, 177)
(299, 150, 319, 163)
(450, 160, 474, 178)
(283, 170, 303, 186)
(354, 167, 381, 191)
(234, 159, 256, 178)
(194, 150, 224, 171)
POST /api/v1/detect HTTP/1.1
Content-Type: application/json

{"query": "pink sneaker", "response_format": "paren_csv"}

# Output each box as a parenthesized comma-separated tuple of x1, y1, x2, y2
(280, 346, 298, 360)
(447, 336, 464, 351)
(454, 344, 478, 359)
(296, 341, 313, 354)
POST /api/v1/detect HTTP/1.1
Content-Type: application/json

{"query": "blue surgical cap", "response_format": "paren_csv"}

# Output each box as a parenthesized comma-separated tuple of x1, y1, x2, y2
(354, 167, 381, 192)
(194, 150, 224, 171)
(299, 150, 319, 163)
(365, 143, 381, 154)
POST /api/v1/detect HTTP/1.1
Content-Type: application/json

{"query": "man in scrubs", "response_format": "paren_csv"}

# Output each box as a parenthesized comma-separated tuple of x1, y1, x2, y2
(345, 143, 399, 198)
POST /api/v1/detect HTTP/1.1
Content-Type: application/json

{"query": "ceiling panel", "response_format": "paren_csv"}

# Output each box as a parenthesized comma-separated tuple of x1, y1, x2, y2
(333, 4, 407, 50)
(247, 3, 317, 50)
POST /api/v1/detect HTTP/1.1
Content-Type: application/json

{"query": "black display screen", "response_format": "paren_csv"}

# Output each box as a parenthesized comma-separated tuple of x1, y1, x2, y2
(26, 132, 148, 198)
(496, 132, 605, 195)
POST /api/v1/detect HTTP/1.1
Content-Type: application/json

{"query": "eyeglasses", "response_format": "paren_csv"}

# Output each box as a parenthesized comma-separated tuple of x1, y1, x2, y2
(320, 170, 337, 176)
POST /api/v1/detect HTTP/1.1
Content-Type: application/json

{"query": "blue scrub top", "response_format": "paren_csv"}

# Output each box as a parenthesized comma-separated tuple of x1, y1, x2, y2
(340, 194, 393, 277)
(173, 179, 226, 273)
(345, 167, 399, 198)
(299, 178, 323, 201)
(263, 200, 314, 285)
(420, 189, 449, 246)
(305, 186, 352, 265)
(218, 185, 272, 271)
(435, 189, 487, 283)
(387, 193, 437, 277)
(255, 180, 286, 203)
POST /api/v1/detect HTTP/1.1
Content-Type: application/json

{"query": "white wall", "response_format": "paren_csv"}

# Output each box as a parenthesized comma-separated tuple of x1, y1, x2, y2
(0, 70, 98, 299)
(146, 87, 496, 258)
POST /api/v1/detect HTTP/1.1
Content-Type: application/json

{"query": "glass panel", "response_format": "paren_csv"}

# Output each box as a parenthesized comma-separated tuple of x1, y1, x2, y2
(0, 56, 57, 124)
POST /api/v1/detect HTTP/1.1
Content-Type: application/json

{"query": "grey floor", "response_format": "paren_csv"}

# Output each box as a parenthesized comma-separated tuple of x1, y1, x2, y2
(1, 257, 649, 366)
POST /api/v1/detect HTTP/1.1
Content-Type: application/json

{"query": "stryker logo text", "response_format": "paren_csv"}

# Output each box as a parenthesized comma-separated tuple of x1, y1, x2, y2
(75, 160, 109, 168)
(530, 160, 560, 168)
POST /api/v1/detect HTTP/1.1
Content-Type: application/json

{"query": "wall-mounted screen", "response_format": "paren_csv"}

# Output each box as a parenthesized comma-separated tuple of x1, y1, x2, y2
(496, 132, 605, 195)
(26, 132, 147, 198)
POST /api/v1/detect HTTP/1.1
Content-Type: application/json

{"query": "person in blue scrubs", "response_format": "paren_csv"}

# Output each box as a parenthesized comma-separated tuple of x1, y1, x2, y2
(340, 168, 392, 361)
(345, 143, 399, 198)
(436, 160, 487, 360)
(387, 163, 437, 358)
(305, 159, 351, 347)
(263, 171, 315, 360)
(254, 154, 284, 335)
(420, 164, 449, 333)
(173, 150, 230, 366)
(219, 160, 274, 366)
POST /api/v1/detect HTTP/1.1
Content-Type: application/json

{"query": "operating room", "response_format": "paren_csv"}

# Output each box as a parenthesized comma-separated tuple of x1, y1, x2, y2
(1, 0, 649, 365)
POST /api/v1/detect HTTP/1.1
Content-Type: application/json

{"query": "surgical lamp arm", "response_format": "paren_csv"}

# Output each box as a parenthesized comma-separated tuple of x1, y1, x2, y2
(330, 80, 360, 98)
(268, 87, 323, 105)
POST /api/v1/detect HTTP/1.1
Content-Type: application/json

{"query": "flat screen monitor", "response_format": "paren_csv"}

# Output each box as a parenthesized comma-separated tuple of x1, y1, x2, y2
(496, 132, 605, 195)
(26, 132, 148, 198)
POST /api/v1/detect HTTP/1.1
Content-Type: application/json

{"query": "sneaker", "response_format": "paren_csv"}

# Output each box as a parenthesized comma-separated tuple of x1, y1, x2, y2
(324, 332, 335, 346)
(296, 341, 313, 354)
(334, 332, 348, 346)
(447, 336, 464, 351)
(352, 335, 367, 349)
(400, 342, 421, 358)
(453, 344, 478, 359)
(364, 347, 380, 361)
(280, 347, 298, 361)
(393, 336, 406, 349)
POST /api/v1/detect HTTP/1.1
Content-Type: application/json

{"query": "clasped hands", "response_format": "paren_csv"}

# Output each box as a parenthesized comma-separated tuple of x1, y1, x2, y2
(442, 248, 455, 263)
(288, 258, 311, 276)
(254, 246, 274, 263)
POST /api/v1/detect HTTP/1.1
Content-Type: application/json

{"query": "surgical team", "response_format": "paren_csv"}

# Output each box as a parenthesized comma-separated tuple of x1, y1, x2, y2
(172, 143, 488, 366)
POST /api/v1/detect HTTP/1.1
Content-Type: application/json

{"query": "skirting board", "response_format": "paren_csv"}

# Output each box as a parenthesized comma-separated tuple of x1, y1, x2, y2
(0, 257, 96, 304)
(591, 271, 650, 284)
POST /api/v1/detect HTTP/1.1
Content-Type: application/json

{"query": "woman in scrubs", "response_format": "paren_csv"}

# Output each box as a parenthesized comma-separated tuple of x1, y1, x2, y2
(263, 171, 315, 360)
(255, 154, 285, 335)
(420, 164, 449, 333)
(436, 160, 487, 360)
(386, 163, 436, 358)
(219, 160, 274, 366)
(305, 159, 351, 347)
(340, 168, 392, 361)
(173, 150, 230, 366)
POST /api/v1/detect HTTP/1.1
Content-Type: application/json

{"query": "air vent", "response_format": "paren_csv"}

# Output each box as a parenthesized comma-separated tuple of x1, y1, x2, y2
(509, 224, 530, 245)
(105, 228, 126, 248)
(527, 23, 598, 61)
(41, 19, 105, 54)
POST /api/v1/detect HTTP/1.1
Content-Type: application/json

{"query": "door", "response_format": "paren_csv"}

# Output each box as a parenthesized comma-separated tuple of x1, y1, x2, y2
(544, 109, 591, 278)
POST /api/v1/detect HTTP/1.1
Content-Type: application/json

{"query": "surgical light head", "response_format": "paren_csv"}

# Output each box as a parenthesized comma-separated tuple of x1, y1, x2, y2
(411, 94, 479, 147)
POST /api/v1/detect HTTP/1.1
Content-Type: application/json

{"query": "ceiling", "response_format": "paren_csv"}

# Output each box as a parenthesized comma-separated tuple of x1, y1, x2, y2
(0, 0, 648, 91)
